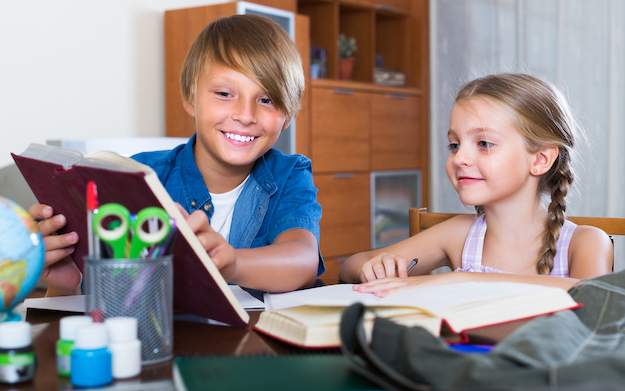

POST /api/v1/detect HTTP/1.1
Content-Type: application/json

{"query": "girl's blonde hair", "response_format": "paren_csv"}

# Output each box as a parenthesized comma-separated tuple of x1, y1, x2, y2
(180, 14, 304, 119)
(456, 73, 580, 275)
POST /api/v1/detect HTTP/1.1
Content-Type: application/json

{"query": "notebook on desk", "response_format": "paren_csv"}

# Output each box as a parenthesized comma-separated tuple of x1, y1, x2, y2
(173, 354, 378, 391)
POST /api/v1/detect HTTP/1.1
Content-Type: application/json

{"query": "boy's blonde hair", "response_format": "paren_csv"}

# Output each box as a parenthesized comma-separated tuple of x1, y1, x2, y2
(180, 14, 304, 119)
(456, 73, 581, 275)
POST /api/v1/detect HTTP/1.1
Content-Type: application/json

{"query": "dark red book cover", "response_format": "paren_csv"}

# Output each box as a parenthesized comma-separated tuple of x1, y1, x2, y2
(12, 147, 249, 327)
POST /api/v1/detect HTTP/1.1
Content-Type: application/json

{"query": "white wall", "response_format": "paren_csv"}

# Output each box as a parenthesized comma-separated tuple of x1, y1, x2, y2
(0, 0, 224, 169)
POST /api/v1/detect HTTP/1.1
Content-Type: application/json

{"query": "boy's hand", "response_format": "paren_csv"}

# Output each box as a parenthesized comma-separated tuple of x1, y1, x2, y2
(182, 207, 237, 281)
(359, 252, 411, 282)
(28, 204, 82, 295)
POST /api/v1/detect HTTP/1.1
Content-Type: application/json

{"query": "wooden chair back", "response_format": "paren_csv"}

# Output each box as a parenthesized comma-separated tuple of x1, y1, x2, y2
(409, 207, 625, 237)
(410, 207, 625, 273)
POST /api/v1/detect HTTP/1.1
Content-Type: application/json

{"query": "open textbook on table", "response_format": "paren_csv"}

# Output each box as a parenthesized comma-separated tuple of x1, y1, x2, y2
(255, 282, 581, 348)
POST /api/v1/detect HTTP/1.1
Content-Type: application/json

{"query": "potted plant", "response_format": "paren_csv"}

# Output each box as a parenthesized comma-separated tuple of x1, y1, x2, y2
(338, 33, 357, 80)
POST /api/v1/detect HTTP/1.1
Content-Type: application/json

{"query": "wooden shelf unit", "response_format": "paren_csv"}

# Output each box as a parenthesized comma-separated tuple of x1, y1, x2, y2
(299, 0, 429, 261)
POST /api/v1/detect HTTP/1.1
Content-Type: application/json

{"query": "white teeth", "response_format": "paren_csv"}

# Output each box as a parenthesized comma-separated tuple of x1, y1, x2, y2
(226, 133, 255, 143)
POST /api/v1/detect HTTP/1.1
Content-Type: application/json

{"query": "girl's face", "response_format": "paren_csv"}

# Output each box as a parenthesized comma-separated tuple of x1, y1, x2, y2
(446, 98, 536, 208)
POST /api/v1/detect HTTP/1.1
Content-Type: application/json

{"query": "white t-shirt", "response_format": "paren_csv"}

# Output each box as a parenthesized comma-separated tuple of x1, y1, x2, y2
(209, 175, 250, 242)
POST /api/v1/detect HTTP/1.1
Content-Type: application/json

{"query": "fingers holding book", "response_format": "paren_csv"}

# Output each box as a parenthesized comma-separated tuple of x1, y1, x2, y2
(28, 203, 82, 295)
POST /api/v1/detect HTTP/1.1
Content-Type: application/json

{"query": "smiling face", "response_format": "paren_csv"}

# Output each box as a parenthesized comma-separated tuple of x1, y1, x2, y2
(184, 63, 291, 176)
(446, 97, 537, 208)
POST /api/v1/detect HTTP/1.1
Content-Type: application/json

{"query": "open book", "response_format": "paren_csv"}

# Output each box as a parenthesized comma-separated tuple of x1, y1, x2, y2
(255, 282, 581, 348)
(12, 143, 249, 327)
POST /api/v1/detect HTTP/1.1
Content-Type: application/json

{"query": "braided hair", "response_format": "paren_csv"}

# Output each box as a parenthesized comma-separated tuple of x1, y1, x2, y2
(455, 73, 579, 274)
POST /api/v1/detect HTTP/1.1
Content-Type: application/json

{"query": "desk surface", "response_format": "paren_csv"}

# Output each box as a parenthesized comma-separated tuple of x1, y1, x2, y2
(7, 293, 528, 391)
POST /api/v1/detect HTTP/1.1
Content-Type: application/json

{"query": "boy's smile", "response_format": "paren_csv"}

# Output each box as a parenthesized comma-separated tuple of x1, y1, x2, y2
(183, 63, 290, 183)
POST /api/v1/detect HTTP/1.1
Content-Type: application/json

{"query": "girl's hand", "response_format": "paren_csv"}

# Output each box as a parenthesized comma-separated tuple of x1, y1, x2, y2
(28, 204, 82, 295)
(359, 252, 412, 282)
(354, 272, 465, 297)
(183, 207, 237, 281)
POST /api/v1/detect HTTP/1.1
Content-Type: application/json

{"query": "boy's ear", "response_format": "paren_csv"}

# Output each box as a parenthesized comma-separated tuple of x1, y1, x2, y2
(281, 117, 292, 131)
(531, 146, 559, 175)
(181, 88, 196, 117)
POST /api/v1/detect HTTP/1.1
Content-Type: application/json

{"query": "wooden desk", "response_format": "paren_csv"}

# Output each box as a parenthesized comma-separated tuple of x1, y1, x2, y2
(9, 284, 526, 390)
(7, 308, 339, 391)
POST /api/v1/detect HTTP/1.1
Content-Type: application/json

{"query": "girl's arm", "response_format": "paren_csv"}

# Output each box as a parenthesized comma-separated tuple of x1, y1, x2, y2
(339, 214, 475, 283)
(568, 224, 613, 278)
(355, 224, 614, 297)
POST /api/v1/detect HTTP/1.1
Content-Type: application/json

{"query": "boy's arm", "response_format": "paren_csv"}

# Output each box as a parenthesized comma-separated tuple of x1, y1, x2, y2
(185, 208, 319, 293)
(228, 229, 319, 292)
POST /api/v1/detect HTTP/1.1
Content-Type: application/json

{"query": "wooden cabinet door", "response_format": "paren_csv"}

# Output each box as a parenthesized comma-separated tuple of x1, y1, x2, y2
(315, 173, 370, 258)
(311, 88, 371, 173)
(370, 93, 420, 170)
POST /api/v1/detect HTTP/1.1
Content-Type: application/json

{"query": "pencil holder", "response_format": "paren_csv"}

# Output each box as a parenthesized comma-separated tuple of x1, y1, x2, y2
(83, 255, 173, 365)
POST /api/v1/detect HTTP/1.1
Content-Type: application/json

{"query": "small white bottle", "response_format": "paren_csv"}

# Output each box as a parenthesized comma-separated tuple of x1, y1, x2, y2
(57, 315, 93, 377)
(105, 317, 142, 379)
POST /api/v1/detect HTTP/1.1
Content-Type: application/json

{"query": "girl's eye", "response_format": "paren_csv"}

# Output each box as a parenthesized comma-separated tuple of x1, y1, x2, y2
(259, 97, 272, 105)
(216, 91, 232, 98)
(478, 140, 494, 149)
(447, 143, 459, 152)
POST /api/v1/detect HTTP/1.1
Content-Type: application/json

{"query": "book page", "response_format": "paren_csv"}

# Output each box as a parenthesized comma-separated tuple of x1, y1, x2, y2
(264, 284, 382, 310)
(18, 143, 85, 169)
(381, 282, 566, 317)
(79, 150, 153, 173)
(265, 282, 571, 317)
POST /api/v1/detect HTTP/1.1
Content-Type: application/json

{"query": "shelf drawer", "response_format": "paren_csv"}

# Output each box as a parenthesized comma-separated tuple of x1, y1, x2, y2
(370, 93, 420, 170)
(311, 87, 371, 173)
(315, 172, 371, 258)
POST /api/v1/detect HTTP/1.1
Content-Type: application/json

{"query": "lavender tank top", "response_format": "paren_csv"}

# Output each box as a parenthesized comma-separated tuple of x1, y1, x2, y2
(455, 215, 576, 277)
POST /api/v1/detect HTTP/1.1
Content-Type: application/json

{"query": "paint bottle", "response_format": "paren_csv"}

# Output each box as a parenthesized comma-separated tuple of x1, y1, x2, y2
(105, 317, 142, 379)
(56, 315, 93, 377)
(70, 323, 112, 388)
(0, 321, 36, 384)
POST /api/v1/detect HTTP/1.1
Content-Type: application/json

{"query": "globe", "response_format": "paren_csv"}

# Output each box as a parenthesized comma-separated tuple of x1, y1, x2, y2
(0, 197, 44, 322)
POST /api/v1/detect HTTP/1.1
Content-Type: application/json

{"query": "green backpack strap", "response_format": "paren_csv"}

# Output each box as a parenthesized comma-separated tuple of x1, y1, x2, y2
(339, 303, 432, 391)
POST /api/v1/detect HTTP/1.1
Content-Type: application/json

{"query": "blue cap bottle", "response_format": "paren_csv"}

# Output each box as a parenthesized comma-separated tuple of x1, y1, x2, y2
(70, 323, 112, 387)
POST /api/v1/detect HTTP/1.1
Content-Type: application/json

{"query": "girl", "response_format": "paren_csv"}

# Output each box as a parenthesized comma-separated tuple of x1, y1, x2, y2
(339, 73, 613, 295)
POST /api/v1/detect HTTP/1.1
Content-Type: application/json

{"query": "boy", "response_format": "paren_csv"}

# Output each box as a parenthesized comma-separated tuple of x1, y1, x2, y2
(30, 14, 323, 295)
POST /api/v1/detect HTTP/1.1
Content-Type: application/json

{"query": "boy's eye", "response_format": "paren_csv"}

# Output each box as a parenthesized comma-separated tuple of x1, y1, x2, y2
(259, 97, 272, 105)
(216, 91, 231, 98)
(478, 140, 494, 149)
(447, 143, 459, 152)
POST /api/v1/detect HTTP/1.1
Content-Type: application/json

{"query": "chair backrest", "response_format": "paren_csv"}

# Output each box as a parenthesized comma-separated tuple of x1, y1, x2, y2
(409, 207, 625, 237)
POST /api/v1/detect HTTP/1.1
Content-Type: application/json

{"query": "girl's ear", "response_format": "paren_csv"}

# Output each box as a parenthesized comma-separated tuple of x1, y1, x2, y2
(531, 147, 559, 175)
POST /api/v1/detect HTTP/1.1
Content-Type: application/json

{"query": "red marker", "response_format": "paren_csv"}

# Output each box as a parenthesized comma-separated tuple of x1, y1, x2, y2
(87, 181, 99, 258)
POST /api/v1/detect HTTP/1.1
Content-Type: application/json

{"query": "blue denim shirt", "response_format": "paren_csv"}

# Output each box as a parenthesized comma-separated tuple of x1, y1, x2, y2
(132, 134, 325, 276)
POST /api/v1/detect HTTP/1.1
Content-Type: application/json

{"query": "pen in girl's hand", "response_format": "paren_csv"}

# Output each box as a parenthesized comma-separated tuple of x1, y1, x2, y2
(406, 258, 418, 274)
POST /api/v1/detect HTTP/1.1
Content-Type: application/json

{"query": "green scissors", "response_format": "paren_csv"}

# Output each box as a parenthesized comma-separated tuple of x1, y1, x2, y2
(93, 203, 172, 259)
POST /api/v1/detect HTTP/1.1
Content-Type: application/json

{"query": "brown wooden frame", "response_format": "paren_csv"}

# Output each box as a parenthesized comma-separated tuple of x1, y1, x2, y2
(410, 207, 625, 237)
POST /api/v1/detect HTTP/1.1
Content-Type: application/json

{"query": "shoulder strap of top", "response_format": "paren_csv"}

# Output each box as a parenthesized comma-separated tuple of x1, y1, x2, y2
(461, 214, 487, 269)
(550, 219, 577, 277)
